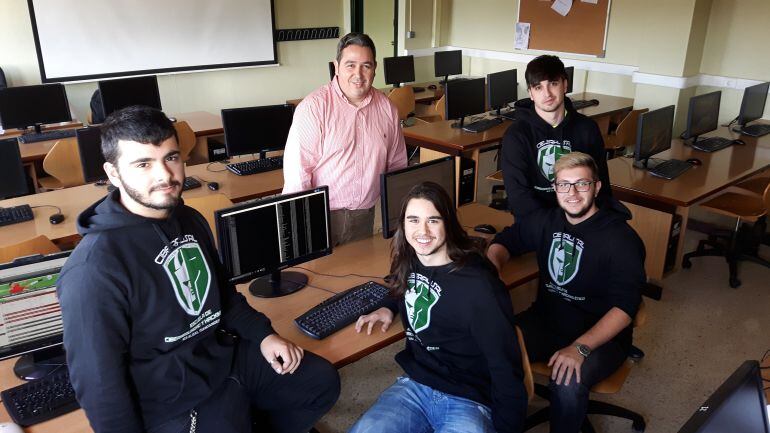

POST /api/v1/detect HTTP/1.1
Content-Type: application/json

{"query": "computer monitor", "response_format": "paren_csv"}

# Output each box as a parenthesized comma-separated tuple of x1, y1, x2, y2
(76, 126, 107, 184)
(380, 156, 456, 239)
(565, 66, 574, 94)
(221, 104, 294, 160)
(633, 105, 675, 169)
(0, 84, 71, 133)
(487, 69, 518, 115)
(0, 137, 29, 200)
(678, 360, 769, 433)
(98, 75, 162, 118)
(215, 186, 331, 298)
(684, 91, 721, 143)
(0, 251, 71, 380)
(435, 50, 462, 83)
(384, 55, 416, 87)
(737, 82, 770, 127)
(445, 77, 486, 128)
(328, 61, 336, 80)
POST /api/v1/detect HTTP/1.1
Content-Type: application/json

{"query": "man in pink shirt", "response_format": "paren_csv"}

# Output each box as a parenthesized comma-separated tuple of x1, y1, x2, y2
(282, 32, 407, 245)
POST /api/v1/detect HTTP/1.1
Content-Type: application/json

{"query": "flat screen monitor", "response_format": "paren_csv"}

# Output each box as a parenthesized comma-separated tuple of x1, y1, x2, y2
(0, 251, 71, 380)
(221, 104, 294, 159)
(565, 66, 574, 94)
(384, 55, 415, 87)
(678, 360, 769, 433)
(738, 82, 770, 127)
(0, 137, 29, 200)
(76, 126, 107, 183)
(445, 77, 486, 126)
(435, 50, 462, 80)
(215, 186, 331, 298)
(98, 76, 162, 118)
(634, 105, 675, 168)
(0, 84, 71, 132)
(487, 69, 518, 114)
(380, 156, 456, 239)
(685, 91, 721, 142)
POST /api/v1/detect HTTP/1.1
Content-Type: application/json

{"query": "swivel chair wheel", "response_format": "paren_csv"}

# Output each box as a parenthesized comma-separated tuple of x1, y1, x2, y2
(682, 258, 692, 269)
(632, 419, 646, 432)
(729, 277, 741, 288)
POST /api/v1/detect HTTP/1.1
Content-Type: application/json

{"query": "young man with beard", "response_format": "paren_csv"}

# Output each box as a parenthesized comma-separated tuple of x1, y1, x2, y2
(501, 55, 612, 217)
(349, 182, 527, 433)
(487, 152, 644, 433)
(58, 106, 340, 433)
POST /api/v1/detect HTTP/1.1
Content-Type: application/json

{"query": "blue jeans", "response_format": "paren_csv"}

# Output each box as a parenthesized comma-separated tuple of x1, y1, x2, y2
(348, 376, 496, 433)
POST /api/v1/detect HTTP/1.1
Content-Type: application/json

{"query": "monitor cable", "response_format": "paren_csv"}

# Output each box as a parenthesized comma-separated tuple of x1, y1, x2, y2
(31, 204, 63, 214)
(206, 161, 229, 173)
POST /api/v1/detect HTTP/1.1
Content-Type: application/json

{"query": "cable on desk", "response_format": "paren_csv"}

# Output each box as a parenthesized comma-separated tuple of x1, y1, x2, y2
(206, 161, 229, 172)
(292, 266, 385, 282)
(31, 204, 63, 214)
(407, 146, 420, 163)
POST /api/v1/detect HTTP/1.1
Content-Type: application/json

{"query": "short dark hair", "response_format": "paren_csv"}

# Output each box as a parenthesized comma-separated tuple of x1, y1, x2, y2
(100, 105, 177, 165)
(336, 32, 376, 63)
(525, 55, 567, 88)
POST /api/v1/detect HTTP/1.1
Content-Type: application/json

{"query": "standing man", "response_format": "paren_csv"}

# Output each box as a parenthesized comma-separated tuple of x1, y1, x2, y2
(283, 32, 407, 245)
(487, 152, 644, 433)
(58, 106, 340, 433)
(501, 55, 612, 217)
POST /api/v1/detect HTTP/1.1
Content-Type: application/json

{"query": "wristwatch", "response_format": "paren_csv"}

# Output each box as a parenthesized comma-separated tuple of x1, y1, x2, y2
(575, 343, 591, 358)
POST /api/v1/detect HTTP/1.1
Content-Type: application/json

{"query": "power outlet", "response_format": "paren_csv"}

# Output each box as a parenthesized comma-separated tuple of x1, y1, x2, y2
(406, 31, 416, 39)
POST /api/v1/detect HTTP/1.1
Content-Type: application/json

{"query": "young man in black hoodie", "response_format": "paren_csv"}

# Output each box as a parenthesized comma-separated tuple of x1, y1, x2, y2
(349, 182, 527, 433)
(487, 152, 644, 433)
(57, 106, 340, 433)
(502, 55, 612, 217)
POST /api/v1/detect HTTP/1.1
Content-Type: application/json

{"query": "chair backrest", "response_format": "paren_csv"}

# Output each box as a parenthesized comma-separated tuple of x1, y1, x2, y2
(516, 325, 535, 402)
(175, 120, 196, 162)
(388, 86, 416, 121)
(42, 138, 87, 188)
(610, 108, 649, 150)
(434, 95, 446, 121)
(762, 181, 770, 212)
(0, 235, 60, 264)
(185, 193, 233, 238)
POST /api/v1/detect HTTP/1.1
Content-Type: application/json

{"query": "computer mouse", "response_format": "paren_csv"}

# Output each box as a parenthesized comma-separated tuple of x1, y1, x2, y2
(427, 84, 437, 90)
(473, 224, 497, 235)
(207, 182, 220, 191)
(590, 99, 600, 105)
(0, 422, 24, 433)
(686, 158, 702, 166)
(49, 213, 65, 225)
(732, 139, 746, 145)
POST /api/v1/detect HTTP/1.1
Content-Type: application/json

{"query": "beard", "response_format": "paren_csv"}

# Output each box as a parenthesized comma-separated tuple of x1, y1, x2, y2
(120, 176, 181, 211)
(563, 194, 596, 220)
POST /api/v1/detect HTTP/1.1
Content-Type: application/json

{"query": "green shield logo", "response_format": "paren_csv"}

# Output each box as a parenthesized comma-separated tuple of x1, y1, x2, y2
(163, 243, 211, 316)
(548, 236, 583, 285)
(404, 276, 440, 333)
(537, 144, 568, 182)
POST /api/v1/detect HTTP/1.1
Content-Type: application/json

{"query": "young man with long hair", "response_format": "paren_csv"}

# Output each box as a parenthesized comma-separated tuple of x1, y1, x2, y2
(349, 182, 527, 433)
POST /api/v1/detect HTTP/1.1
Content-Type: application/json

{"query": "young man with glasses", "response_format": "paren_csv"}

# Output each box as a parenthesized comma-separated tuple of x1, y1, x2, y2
(487, 152, 644, 433)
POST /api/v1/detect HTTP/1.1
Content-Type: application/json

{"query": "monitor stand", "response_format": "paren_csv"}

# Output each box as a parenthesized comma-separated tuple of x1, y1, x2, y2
(249, 270, 308, 298)
(14, 346, 66, 381)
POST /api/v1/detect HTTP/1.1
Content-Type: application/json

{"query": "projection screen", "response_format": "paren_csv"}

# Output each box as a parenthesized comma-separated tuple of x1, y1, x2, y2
(27, 0, 277, 83)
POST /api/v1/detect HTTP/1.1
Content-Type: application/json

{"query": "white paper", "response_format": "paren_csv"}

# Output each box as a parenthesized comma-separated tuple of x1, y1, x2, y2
(515, 22, 531, 50)
(552, 0, 573, 16)
(581, 0, 599, 4)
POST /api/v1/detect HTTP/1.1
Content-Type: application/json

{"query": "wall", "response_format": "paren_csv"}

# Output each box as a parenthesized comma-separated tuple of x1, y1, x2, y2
(364, 0, 395, 88)
(0, 0, 344, 121)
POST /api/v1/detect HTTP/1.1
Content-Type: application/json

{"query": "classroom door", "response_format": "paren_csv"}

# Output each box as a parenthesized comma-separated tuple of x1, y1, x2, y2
(360, 0, 397, 89)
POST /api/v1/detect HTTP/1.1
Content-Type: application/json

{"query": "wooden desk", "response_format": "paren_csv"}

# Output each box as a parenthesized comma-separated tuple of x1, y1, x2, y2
(0, 203, 538, 431)
(609, 127, 770, 280)
(570, 92, 634, 139)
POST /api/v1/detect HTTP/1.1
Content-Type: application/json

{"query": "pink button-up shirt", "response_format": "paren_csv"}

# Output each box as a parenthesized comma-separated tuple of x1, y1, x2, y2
(282, 79, 408, 210)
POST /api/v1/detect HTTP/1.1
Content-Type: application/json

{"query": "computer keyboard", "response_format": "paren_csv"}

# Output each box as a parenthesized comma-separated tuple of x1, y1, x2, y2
(691, 136, 733, 153)
(295, 281, 391, 339)
(738, 123, 770, 138)
(572, 99, 600, 110)
(182, 176, 201, 191)
(413, 86, 426, 93)
(649, 159, 693, 180)
(17, 129, 77, 144)
(226, 156, 283, 176)
(462, 117, 503, 133)
(0, 204, 34, 227)
(1, 368, 80, 426)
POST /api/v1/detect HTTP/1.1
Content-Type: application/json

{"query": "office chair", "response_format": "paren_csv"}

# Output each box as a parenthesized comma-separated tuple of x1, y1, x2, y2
(523, 300, 648, 433)
(415, 95, 446, 123)
(38, 138, 87, 190)
(604, 108, 648, 159)
(682, 181, 770, 288)
(388, 86, 416, 122)
(89, 89, 106, 124)
(0, 66, 7, 90)
(174, 120, 196, 162)
(0, 235, 60, 263)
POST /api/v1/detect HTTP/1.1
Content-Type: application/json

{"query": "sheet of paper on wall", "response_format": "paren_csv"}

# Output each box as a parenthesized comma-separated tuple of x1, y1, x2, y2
(581, 0, 599, 4)
(551, 0, 573, 16)
(514, 22, 531, 50)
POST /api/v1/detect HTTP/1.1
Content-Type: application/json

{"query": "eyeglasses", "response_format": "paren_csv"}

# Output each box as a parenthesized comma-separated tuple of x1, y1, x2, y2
(554, 180, 595, 193)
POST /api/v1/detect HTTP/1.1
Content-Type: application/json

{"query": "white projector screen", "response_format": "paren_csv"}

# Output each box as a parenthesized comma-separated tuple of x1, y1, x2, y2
(28, 0, 277, 82)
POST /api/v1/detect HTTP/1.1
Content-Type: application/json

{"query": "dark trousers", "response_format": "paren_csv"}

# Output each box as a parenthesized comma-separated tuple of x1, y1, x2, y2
(149, 340, 340, 433)
(330, 207, 375, 246)
(517, 308, 627, 433)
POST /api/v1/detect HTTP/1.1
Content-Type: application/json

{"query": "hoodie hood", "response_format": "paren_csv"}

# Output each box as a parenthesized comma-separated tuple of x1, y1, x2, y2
(513, 96, 578, 132)
(77, 189, 182, 236)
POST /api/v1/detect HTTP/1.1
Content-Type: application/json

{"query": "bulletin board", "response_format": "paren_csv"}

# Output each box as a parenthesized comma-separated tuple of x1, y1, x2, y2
(517, 0, 611, 57)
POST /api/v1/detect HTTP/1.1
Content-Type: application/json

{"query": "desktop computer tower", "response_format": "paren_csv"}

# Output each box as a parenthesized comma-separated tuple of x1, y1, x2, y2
(458, 156, 475, 205)
(664, 213, 683, 272)
(206, 136, 228, 162)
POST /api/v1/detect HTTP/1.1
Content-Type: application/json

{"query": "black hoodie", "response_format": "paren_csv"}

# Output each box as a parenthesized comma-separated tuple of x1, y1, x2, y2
(58, 191, 275, 433)
(492, 207, 644, 351)
(386, 255, 528, 433)
(501, 97, 612, 217)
